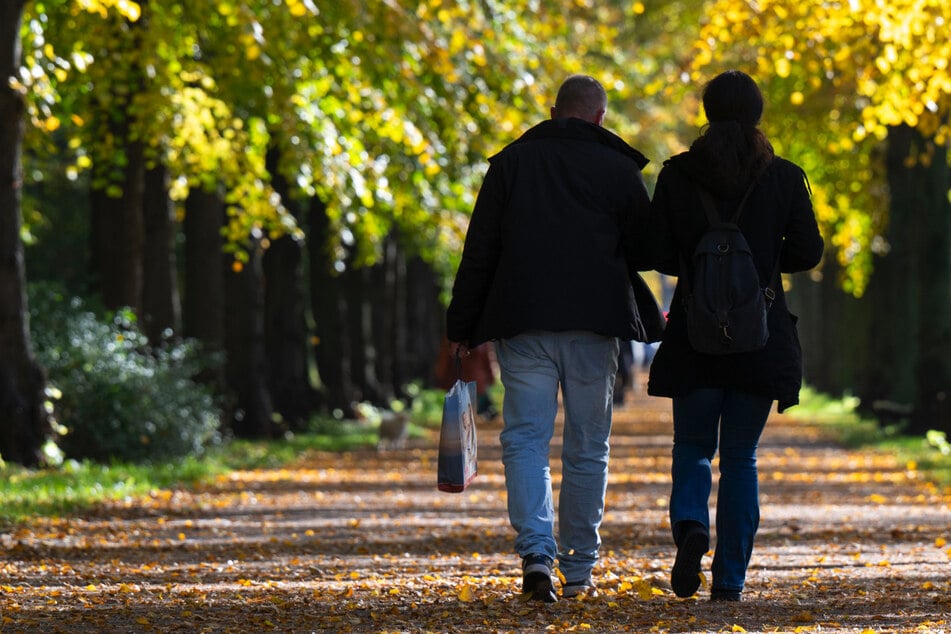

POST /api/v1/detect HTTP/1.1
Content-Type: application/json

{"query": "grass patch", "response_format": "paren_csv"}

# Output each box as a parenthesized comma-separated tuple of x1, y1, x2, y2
(0, 408, 433, 526)
(791, 386, 951, 487)
(0, 457, 226, 525)
(791, 387, 882, 447)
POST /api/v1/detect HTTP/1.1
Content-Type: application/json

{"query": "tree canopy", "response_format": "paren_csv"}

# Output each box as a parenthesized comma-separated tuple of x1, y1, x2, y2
(15, 0, 951, 290)
(19, 1, 667, 279)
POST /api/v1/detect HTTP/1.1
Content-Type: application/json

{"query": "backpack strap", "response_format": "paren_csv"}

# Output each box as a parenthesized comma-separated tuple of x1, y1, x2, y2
(692, 183, 783, 306)
(697, 183, 756, 226)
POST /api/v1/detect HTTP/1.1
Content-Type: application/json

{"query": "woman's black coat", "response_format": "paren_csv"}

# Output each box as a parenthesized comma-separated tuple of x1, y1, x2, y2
(646, 152, 824, 411)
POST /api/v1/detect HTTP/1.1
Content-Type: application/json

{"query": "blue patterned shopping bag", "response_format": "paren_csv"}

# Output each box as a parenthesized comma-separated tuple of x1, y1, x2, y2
(437, 377, 478, 492)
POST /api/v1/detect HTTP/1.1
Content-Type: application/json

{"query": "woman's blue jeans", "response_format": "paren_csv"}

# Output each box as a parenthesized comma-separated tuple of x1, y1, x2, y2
(669, 388, 773, 593)
(495, 331, 619, 583)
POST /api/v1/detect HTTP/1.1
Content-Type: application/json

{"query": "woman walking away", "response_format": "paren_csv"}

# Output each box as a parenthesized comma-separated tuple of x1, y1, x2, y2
(646, 70, 823, 602)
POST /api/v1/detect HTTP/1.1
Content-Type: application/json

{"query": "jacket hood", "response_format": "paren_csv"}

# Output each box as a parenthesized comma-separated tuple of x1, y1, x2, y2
(497, 118, 649, 170)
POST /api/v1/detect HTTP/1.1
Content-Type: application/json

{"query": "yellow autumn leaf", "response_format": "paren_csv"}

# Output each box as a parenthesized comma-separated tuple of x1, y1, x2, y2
(732, 626, 747, 632)
(935, 537, 947, 548)
(457, 583, 475, 603)
(636, 578, 654, 601)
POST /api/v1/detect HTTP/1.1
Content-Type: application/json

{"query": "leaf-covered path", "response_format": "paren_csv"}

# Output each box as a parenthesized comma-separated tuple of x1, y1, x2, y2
(3, 383, 951, 633)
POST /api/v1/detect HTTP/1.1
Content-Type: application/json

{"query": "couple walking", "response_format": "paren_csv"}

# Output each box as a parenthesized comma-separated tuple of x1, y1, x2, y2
(445, 72, 824, 602)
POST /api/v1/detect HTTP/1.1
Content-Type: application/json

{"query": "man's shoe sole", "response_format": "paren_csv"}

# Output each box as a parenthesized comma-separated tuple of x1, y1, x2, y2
(671, 530, 708, 598)
(523, 563, 558, 603)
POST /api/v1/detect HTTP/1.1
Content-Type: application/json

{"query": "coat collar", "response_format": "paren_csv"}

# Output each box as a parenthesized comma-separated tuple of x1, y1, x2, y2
(497, 118, 649, 169)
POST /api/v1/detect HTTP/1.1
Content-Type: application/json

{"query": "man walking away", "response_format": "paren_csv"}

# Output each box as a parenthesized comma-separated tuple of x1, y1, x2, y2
(446, 74, 663, 602)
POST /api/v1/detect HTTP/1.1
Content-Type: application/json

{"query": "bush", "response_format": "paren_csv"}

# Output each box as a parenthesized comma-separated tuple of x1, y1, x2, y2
(28, 283, 221, 463)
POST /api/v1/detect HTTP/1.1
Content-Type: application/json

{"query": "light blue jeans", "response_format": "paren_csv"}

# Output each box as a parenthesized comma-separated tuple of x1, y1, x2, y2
(495, 330, 619, 583)
(669, 388, 773, 594)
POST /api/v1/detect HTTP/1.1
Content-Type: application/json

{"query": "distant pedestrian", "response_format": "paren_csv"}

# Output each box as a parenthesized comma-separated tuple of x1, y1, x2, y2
(614, 341, 635, 406)
(446, 74, 663, 601)
(646, 70, 824, 601)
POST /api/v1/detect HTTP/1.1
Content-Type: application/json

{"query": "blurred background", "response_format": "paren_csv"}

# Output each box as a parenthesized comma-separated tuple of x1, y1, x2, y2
(0, 0, 947, 468)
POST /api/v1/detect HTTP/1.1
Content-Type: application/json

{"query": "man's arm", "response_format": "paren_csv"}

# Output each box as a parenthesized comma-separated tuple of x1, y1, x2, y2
(446, 162, 506, 345)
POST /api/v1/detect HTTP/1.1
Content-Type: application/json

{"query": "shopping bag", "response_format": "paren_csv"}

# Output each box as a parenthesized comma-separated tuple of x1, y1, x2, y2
(437, 377, 478, 493)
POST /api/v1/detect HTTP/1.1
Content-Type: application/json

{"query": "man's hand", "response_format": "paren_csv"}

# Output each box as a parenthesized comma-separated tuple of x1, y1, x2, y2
(449, 341, 471, 359)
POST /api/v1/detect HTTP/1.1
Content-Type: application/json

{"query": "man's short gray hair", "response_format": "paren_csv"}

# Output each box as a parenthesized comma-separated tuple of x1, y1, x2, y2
(554, 75, 607, 119)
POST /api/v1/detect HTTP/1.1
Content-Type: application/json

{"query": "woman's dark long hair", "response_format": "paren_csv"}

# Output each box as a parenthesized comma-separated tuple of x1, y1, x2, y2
(690, 70, 775, 191)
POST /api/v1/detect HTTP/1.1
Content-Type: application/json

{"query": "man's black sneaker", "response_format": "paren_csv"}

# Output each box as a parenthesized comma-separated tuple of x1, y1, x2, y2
(671, 525, 709, 598)
(711, 590, 742, 602)
(521, 554, 557, 603)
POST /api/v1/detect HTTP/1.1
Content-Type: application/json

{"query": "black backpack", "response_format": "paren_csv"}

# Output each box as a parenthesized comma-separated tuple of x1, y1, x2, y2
(680, 184, 780, 355)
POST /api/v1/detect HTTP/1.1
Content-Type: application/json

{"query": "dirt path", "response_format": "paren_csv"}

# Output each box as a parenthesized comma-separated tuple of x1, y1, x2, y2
(2, 381, 951, 633)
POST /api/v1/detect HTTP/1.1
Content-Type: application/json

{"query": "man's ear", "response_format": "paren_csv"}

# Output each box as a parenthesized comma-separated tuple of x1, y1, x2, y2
(594, 108, 606, 126)
(550, 106, 558, 120)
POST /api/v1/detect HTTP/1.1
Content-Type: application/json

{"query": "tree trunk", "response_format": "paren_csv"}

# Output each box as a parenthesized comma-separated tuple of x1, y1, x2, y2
(224, 242, 274, 438)
(369, 235, 398, 405)
(142, 163, 180, 344)
(0, 0, 51, 466)
(346, 259, 383, 404)
(389, 241, 411, 397)
(785, 274, 823, 392)
(909, 131, 951, 433)
(811, 262, 869, 397)
(307, 197, 354, 417)
(182, 187, 226, 388)
(858, 125, 923, 423)
(89, 140, 146, 313)
(263, 147, 316, 427)
(404, 256, 443, 386)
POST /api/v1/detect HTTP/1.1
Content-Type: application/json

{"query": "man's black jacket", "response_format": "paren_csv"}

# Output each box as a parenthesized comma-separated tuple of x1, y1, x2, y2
(446, 117, 663, 347)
